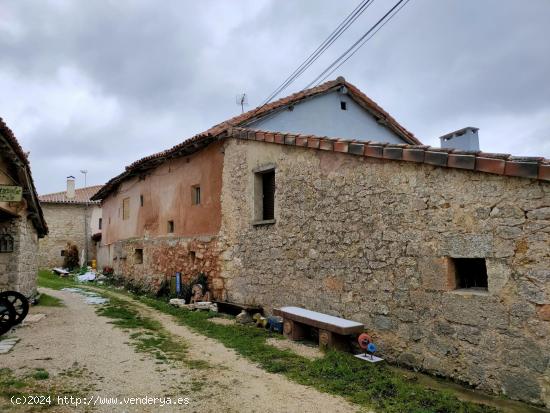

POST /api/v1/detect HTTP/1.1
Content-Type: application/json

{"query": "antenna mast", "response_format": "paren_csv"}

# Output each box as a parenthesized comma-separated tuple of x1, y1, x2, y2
(236, 93, 248, 113)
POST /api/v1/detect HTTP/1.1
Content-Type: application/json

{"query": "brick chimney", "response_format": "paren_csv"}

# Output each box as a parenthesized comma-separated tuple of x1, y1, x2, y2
(439, 127, 480, 151)
(66, 176, 75, 199)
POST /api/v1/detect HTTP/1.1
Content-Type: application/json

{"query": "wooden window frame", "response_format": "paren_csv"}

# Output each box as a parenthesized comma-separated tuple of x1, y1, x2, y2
(122, 197, 130, 220)
(191, 185, 201, 206)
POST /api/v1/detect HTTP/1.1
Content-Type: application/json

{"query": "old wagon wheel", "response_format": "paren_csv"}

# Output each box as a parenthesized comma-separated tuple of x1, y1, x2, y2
(0, 297, 16, 336)
(0, 291, 29, 325)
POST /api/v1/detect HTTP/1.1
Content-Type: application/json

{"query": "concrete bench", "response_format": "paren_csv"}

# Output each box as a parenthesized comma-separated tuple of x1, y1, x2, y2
(273, 306, 364, 350)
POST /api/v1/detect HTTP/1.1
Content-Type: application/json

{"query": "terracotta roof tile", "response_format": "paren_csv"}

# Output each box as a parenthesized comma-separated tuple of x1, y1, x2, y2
(39, 185, 103, 204)
(93, 78, 420, 200)
(92, 78, 550, 201)
(225, 127, 550, 182)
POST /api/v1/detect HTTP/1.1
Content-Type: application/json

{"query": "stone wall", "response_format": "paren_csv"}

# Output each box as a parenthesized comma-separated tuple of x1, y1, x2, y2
(0, 216, 39, 297)
(38, 203, 98, 268)
(219, 138, 550, 406)
(104, 235, 223, 297)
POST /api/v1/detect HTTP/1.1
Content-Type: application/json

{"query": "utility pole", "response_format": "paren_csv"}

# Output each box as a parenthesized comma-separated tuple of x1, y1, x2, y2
(80, 169, 88, 266)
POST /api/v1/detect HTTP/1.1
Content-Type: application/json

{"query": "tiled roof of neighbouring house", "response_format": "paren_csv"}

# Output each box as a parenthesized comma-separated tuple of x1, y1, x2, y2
(91, 78, 550, 201)
(0, 117, 48, 236)
(92, 124, 550, 202)
(206, 76, 421, 145)
(39, 185, 103, 205)
(92, 78, 420, 200)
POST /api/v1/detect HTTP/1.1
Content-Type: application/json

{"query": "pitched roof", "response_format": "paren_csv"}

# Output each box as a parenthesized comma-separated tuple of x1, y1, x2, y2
(39, 185, 103, 205)
(0, 117, 48, 236)
(92, 78, 420, 200)
(206, 76, 421, 145)
(93, 123, 550, 203)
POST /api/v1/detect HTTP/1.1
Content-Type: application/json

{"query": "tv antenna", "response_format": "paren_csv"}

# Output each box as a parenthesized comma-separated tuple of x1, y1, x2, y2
(236, 93, 248, 113)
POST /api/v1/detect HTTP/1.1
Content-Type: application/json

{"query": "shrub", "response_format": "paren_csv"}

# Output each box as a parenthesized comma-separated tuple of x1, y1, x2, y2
(63, 243, 79, 270)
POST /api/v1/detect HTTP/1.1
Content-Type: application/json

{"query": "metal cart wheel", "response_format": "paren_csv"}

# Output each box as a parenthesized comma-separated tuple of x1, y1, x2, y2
(0, 297, 16, 336)
(0, 291, 29, 325)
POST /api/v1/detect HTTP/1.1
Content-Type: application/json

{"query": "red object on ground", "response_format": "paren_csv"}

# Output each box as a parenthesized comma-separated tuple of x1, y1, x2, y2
(358, 333, 372, 349)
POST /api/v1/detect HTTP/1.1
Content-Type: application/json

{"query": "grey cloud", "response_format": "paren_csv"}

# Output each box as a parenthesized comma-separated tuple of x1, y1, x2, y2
(1, 0, 549, 194)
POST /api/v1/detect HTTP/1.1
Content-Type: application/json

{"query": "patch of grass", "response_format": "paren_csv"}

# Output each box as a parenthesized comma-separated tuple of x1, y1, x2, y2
(32, 369, 49, 380)
(95, 294, 209, 370)
(0, 367, 89, 411)
(36, 293, 64, 307)
(137, 296, 498, 413)
(37, 269, 77, 290)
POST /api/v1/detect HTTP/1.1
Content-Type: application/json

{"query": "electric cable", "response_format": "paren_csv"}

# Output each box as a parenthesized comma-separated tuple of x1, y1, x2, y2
(261, 0, 375, 105)
(303, 0, 408, 90)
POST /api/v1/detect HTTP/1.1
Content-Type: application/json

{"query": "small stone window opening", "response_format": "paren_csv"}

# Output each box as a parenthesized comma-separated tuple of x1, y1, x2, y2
(122, 197, 130, 220)
(190, 250, 196, 264)
(167, 220, 174, 233)
(140, 194, 144, 207)
(134, 248, 143, 264)
(98, 218, 102, 230)
(261, 171, 275, 220)
(254, 168, 275, 223)
(60, 250, 66, 257)
(0, 234, 14, 253)
(192, 185, 201, 205)
(450, 258, 488, 290)
(340, 101, 347, 110)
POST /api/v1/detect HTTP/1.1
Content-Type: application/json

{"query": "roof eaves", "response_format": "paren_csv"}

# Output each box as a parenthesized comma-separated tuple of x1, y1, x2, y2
(228, 127, 550, 183)
(0, 117, 48, 236)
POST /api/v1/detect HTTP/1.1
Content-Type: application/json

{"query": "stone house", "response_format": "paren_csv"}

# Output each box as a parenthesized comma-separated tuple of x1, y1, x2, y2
(38, 179, 102, 268)
(0, 118, 48, 297)
(92, 78, 550, 406)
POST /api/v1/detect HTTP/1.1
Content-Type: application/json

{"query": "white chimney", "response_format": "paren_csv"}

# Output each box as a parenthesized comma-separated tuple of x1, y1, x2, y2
(439, 127, 480, 151)
(66, 176, 75, 199)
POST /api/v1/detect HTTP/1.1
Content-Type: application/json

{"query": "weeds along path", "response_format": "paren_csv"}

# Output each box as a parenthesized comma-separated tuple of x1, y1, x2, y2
(1, 288, 185, 413)
(89, 287, 360, 413)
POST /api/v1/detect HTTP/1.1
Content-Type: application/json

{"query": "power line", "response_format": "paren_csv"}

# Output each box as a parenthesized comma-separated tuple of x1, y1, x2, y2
(262, 0, 373, 104)
(313, 0, 411, 86)
(261, 0, 375, 105)
(303, 0, 409, 90)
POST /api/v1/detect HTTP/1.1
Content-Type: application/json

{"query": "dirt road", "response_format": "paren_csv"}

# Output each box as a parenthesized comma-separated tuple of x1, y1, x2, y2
(1, 288, 359, 413)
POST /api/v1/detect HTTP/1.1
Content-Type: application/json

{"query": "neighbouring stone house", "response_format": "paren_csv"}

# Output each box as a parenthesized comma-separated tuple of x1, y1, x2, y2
(0, 118, 48, 297)
(38, 179, 102, 268)
(92, 78, 550, 406)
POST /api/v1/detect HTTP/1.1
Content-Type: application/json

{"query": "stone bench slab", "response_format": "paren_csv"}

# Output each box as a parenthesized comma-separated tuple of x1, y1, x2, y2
(273, 306, 364, 336)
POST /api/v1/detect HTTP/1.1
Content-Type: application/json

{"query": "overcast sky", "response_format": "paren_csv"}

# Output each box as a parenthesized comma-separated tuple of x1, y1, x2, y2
(1, 0, 549, 194)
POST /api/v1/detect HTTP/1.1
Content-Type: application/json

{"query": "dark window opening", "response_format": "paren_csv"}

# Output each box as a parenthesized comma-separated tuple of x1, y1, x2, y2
(451, 258, 488, 290)
(167, 220, 174, 233)
(261, 170, 275, 220)
(140, 194, 144, 207)
(340, 101, 347, 110)
(134, 248, 143, 264)
(192, 186, 201, 205)
(60, 250, 66, 257)
(0, 234, 14, 253)
(98, 218, 102, 230)
(190, 250, 196, 264)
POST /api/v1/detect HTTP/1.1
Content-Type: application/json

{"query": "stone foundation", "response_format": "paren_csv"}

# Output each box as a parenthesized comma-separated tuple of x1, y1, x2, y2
(102, 235, 223, 297)
(219, 138, 550, 406)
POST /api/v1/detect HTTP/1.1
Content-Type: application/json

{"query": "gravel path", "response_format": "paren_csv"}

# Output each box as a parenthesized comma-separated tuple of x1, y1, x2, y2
(1, 288, 360, 413)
